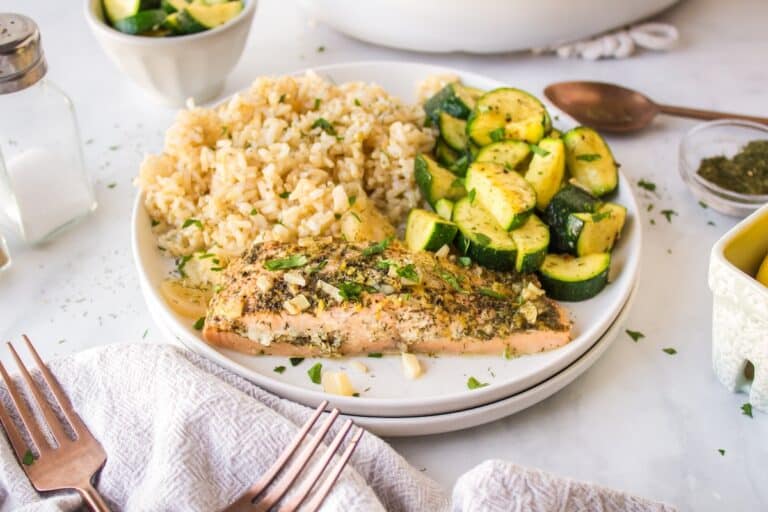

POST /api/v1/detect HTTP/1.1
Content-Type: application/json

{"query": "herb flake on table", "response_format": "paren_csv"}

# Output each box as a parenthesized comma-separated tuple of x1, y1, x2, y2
(273, 366, 286, 374)
(576, 153, 601, 162)
(708, 220, 716, 226)
(107, 182, 117, 189)
(662, 347, 677, 355)
(182, 218, 203, 230)
(22, 449, 35, 466)
(626, 329, 645, 342)
(529, 144, 550, 157)
(362, 237, 392, 257)
(142, 329, 149, 339)
(467, 377, 488, 390)
(317, 45, 325, 53)
(699, 201, 709, 209)
(637, 179, 657, 192)
(308, 363, 322, 384)
(312, 117, 337, 136)
(264, 254, 308, 271)
(193, 317, 205, 330)
(741, 402, 753, 418)
(660, 209, 677, 223)
(718, 449, 726, 456)
(109, 145, 120, 151)
(290, 357, 304, 367)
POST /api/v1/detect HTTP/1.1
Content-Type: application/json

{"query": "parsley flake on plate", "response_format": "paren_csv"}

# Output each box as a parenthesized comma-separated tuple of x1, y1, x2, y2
(529, 144, 550, 157)
(435, 266, 465, 293)
(264, 254, 308, 271)
(478, 287, 506, 299)
(457, 256, 472, 268)
(625, 329, 645, 342)
(637, 179, 657, 192)
(662, 347, 677, 355)
(193, 317, 205, 330)
(362, 237, 392, 257)
(176, 254, 193, 278)
(290, 357, 305, 367)
(488, 128, 505, 142)
(396, 263, 419, 282)
(273, 366, 286, 374)
(338, 281, 365, 301)
(576, 153, 601, 162)
(311, 117, 337, 136)
(741, 402, 753, 418)
(467, 377, 488, 390)
(660, 209, 677, 222)
(182, 218, 203, 230)
(279, 191, 291, 199)
(307, 363, 322, 384)
(718, 449, 726, 456)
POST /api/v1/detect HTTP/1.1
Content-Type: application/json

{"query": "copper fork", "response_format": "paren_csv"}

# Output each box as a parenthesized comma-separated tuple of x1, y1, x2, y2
(223, 401, 363, 512)
(0, 335, 109, 511)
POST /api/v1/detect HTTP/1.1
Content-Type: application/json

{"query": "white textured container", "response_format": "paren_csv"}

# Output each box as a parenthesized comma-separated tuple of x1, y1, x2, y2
(84, 0, 257, 106)
(708, 203, 768, 412)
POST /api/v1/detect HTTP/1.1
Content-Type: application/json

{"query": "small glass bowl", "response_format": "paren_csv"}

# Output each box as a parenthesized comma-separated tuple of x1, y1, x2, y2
(679, 119, 768, 217)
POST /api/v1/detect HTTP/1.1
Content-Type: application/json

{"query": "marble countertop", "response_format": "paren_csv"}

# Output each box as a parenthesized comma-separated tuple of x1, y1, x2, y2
(1, 0, 767, 509)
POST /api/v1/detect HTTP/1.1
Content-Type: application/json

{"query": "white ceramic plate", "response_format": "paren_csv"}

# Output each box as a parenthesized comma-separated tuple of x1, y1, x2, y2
(300, 0, 679, 54)
(132, 61, 642, 418)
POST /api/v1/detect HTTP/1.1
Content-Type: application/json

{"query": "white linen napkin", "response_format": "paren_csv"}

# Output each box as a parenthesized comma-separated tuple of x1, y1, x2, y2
(0, 343, 675, 512)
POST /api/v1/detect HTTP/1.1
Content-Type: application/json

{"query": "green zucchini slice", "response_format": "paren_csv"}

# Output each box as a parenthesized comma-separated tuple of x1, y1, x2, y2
(467, 88, 551, 146)
(509, 214, 550, 273)
(161, 0, 187, 13)
(475, 140, 531, 171)
(406, 209, 458, 252)
(524, 137, 566, 210)
(434, 198, 454, 221)
(424, 83, 484, 123)
(465, 161, 536, 231)
(452, 197, 517, 270)
(113, 9, 167, 34)
(438, 112, 468, 151)
(178, 1, 242, 32)
(563, 126, 619, 197)
(103, 0, 153, 24)
(415, 154, 467, 207)
(543, 185, 602, 252)
(538, 253, 611, 301)
(434, 139, 469, 177)
(566, 203, 627, 256)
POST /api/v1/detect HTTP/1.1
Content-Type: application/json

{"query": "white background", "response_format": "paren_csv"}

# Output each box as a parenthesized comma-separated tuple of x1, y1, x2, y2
(1, 0, 767, 509)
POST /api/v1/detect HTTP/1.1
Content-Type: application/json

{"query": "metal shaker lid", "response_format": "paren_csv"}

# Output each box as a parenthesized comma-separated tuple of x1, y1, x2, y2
(0, 13, 47, 94)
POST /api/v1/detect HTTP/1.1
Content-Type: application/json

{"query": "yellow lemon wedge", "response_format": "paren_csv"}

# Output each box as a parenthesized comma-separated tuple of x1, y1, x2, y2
(756, 253, 768, 287)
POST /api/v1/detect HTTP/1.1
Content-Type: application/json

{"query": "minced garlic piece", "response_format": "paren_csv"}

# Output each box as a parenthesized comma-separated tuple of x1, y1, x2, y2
(317, 280, 343, 302)
(255, 275, 272, 293)
(321, 371, 356, 396)
(434, 244, 450, 259)
(521, 282, 545, 302)
(401, 352, 422, 379)
(283, 271, 306, 287)
(284, 294, 310, 315)
(518, 301, 538, 325)
(350, 361, 368, 374)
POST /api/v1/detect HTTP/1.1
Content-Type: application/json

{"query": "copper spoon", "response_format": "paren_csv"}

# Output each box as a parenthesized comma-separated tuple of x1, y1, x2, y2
(544, 81, 768, 133)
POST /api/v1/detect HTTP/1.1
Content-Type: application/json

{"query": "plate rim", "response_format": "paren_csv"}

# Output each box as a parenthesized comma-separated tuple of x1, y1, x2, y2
(131, 60, 643, 417)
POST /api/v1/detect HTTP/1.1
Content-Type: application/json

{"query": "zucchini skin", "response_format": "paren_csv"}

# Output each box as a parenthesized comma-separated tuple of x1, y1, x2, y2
(424, 83, 475, 124)
(455, 232, 516, 271)
(510, 215, 550, 273)
(538, 253, 610, 301)
(438, 112, 468, 151)
(563, 126, 619, 197)
(544, 185, 601, 252)
(434, 140, 469, 177)
(414, 154, 466, 206)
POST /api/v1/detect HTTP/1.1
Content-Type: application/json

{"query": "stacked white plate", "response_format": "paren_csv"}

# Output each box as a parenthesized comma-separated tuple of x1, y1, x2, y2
(132, 62, 642, 436)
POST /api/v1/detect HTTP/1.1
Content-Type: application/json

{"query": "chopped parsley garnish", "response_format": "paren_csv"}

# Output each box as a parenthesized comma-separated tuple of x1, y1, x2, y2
(313, 98, 322, 110)
(503, 346, 513, 360)
(458, 256, 472, 267)
(451, 178, 464, 188)
(362, 236, 392, 257)
(142, 329, 149, 339)
(279, 191, 291, 199)
(250, 208, 259, 216)
(625, 329, 645, 342)
(396, 264, 419, 282)
(647, 204, 654, 212)
(317, 45, 325, 53)
(311, 117, 337, 136)
(220, 126, 229, 137)
(467, 377, 488, 390)
(338, 281, 364, 301)
(198, 252, 215, 260)
(708, 220, 716, 226)
(741, 402, 753, 418)
(348, 195, 357, 206)
(591, 211, 611, 222)
(468, 189, 477, 203)
(662, 347, 677, 355)
(576, 153, 601, 162)
(264, 254, 308, 271)
(109, 145, 120, 151)
(354, 98, 361, 106)
(529, 144, 550, 157)
(182, 218, 203, 230)
(210, 267, 224, 272)
(193, 317, 205, 330)
(368, 353, 383, 358)
(718, 449, 726, 456)
(176, 254, 193, 278)
(488, 127, 505, 142)
(474, 233, 491, 246)
(352, 392, 360, 397)
(660, 209, 677, 222)
(307, 363, 323, 384)
(350, 212, 361, 222)
(436, 266, 465, 293)
(151, 219, 160, 227)
(478, 287, 506, 299)
(699, 201, 708, 209)
(107, 182, 117, 189)
(290, 357, 305, 367)
(22, 449, 35, 466)
(308, 259, 328, 274)
(376, 259, 394, 271)
(637, 179, 657, 192)
(278, 94, 286, 103)
(273, 366, 286, 374)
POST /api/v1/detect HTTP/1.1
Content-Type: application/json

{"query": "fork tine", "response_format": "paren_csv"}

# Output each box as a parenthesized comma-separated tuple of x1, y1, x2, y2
(253, 408, 341, 511)
(0, 357, 48, 453)
(0, 362, 31, 461)
(301, 427, 364, 512)
(21, 335, 86, 437)
(275, 419, 354, 512)
(8, 342, 69, 446)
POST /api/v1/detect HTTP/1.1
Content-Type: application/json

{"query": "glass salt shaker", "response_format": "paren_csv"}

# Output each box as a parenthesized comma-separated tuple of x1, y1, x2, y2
(0, 13, 95, 244)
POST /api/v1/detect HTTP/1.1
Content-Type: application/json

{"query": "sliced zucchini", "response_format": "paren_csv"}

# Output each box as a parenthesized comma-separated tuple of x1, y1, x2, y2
(103, 0, 157, 24)
(178, 0, 242, 32)
(465, 161, 536, 230)
(475, 140, 531, 171)
(563, 126, 619, 197)
(414, 154, 466, 207)
(467, 88, 551, 146)
(113, 9, 167, 34)
(163, 11, 182, 32)
(405, 209, 458, 252)
(438, 112, 468, 151)
(434, 198, 454, 221)
(566, 203, 627, 256)
(161, 0, 187, 13)
(543, 185, 602, 252)
(424, 83, 483, 123)
(509, 214, 549, 273)
(538, 253, 611, 301)
(452, 197, 516, 270)
(434, 139, 469, 177)
(524, 137, 566, 210)
(548, 128, 563, 139)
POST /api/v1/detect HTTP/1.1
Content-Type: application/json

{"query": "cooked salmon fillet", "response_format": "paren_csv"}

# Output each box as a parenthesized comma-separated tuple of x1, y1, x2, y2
(203, 238, 572, 357)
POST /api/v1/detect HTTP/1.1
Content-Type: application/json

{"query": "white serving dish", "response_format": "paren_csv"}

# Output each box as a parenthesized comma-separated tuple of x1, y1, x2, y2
(84, 0, 257, 106)
(132, 61, 642, 418)
(709, 203, 768, 412)
(300, 0, 679, 54)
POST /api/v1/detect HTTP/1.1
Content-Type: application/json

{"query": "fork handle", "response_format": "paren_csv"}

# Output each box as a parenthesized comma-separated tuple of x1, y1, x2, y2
(77, 482, 111, 512)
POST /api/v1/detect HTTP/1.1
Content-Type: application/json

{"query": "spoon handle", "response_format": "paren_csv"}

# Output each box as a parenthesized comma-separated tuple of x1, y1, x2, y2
(657, 104, 768, 125)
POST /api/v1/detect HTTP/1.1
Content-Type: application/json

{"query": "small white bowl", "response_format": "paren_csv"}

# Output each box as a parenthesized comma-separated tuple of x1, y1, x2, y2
(84, 0, 257, 106)
(709, 202, 768, 412)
